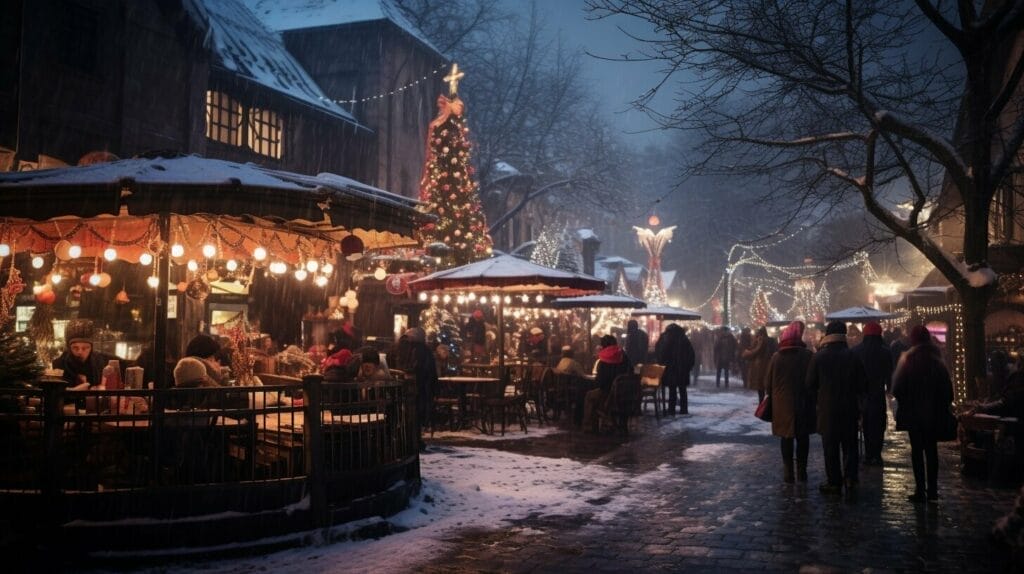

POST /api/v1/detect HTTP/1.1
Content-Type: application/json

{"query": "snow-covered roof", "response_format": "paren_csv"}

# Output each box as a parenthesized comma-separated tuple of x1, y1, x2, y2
(184, 0, 359, 124)
(631, 305, 702, 320)
(243, 0, 443, 56)
(576, 228, 598, 241)
(409, 254, 604, 295)
(551, 294, 647, 309)
(824, 306, 894, 321)
(491, 160, 521, 179)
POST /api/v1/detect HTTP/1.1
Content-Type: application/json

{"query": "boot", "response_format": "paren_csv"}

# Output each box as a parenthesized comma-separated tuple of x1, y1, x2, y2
(784, 461, 795, 483)
(797, 462, 808, 482)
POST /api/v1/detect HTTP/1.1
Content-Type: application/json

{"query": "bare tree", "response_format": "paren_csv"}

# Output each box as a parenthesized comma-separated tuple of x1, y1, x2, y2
(588, 0, 1024, 395)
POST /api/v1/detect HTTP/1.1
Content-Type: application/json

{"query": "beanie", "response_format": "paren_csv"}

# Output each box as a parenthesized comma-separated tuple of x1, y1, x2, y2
(65, 319, 95, 346)
(472, 310, 484, 320)
(174, 357, 209, 387)
(862, 322, 883, 337)
(910, 325, 931, 346)
(825, 321, 847, 335)
(185, 334, 221, 359)
(780, 321, 805, 343)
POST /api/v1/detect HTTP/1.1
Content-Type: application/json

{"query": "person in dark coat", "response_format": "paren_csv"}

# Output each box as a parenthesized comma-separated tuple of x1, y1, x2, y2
(404, 327, 438, 449)
(714, 327, 738, 388)
(807, 321, 867, 494)
(742, 326, 774, 403)
(656, 324, 696, 415)
(583, 334, 632, 432)
(892, 325, 953, 503)
(463, 310, 487, 358)
(52, 319, 118, 389)
(737, 327, 754, 389)
(766, 321, 815, 483)
(851, 321, 894, 466)
(624, 320, 649, 367)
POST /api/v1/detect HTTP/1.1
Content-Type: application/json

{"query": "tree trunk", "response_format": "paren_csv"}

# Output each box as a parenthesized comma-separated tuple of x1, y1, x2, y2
(959, 286, 990, 402)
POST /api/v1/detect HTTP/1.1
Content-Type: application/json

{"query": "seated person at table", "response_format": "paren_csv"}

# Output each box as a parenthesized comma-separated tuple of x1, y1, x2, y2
(355, 349, 391, 382)
(184, 334, 229, 385)
(53, 319, 117, 390)
(171, 357, 219, 410)
(522, 327, 548, 363)
(322, 348, 358, 382)
(554, 345, 586, 377)
(583, 335, 633, 432)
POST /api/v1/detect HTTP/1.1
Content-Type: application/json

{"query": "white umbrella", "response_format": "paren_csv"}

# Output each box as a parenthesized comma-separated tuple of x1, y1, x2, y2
(631, 305, 702, 320)
(824, 305, 893, 322)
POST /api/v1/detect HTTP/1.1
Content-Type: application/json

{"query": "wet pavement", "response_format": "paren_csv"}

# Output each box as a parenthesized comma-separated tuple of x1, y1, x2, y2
(417, 377, 1021, 573)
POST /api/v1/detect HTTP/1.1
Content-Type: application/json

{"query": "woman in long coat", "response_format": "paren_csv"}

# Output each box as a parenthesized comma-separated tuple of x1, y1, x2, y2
(656, 324, 695, 415)
(742, 326, 773, 402)
(892, 325, 953, 503)
(765, 321, 815, 483)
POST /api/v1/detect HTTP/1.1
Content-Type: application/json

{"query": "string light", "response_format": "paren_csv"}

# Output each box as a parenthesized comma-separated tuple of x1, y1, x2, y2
(320, 66, 446, 105)
(0, 243, 9, 257)
(202, 244, 217, 258)
(31, 256, 44, 269)
(103, 247, 118, 261)
(253, 247, 267, 261)
(139, 251, 153, 266)
(226, 259, 238, 272)
(68, 244, 82, 258)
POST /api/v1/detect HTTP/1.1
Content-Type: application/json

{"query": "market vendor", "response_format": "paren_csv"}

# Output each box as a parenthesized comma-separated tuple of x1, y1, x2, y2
(52, 319, 117, 390)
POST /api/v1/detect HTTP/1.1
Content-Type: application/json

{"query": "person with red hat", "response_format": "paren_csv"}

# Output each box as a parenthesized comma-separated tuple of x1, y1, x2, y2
(892, 325, 953, 503)
(852, 322, 894, 466)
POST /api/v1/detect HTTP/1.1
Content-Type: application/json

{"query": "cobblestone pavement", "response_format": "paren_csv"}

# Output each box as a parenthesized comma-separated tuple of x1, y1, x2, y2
(417, 378, 1020, 573)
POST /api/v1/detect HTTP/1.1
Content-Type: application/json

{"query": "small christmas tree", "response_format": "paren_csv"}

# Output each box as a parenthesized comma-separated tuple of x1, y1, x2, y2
(530, 222, 561, 268)
(0, 322, 42, 385)
(749, 287, 771, 327)
(417, 63, 493, 267)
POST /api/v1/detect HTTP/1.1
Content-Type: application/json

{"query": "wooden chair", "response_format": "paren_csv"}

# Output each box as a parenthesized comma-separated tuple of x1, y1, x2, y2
(600, 374, 643, 436)
(548, 372, 575, 422)
(638, 364, 666, 419)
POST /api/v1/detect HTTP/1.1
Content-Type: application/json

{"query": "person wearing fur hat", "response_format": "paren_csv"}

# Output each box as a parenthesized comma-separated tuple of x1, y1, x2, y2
(765, 321, 815, 483)
(807, 321, 867, 494)
(852, 322, 894, 466)
(53, 319, 117, 390)
(892, 325, 953, 503)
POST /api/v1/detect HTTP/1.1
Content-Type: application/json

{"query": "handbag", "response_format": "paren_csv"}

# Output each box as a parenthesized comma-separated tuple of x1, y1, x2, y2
(936, 405, 958, 442)
(755, 394, 772, 422)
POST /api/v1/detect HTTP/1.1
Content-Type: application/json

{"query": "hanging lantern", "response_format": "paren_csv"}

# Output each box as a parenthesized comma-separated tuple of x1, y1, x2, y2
(97, 273, 112, 288)
(115, 289, 130, 304)
(31, 256, 45, 269)
(54, 240, 73, 260)
(147, 276, 160, 289)
(138, 251, 154, 266)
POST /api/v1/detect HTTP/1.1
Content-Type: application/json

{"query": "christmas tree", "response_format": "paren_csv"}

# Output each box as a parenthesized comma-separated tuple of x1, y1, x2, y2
(749, 287, 771, 327)
(417, 64, 493, 267)
(0, 322, 41, 385)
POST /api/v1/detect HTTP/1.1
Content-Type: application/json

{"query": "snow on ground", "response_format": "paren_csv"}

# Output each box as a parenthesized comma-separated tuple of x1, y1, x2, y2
(140, 387, 766, 573)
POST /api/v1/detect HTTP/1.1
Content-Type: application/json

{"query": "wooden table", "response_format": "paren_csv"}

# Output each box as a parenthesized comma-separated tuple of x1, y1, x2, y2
(958, 412, 1019, 477)
(438, 376, 503, 431)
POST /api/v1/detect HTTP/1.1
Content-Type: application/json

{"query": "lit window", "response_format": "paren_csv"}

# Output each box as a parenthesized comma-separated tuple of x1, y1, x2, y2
(248, 107, 283, 159)
(205, 91, 241, 146)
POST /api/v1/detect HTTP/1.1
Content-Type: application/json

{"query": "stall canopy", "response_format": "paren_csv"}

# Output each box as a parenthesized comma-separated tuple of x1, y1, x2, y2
(824, 306, 893, 322)
(409, 254, 605, 295)
(0, 155, 430, 254)
(631, 305, 702, 320)
(410, 255, 605, 373)
(551, 294, 647, 309)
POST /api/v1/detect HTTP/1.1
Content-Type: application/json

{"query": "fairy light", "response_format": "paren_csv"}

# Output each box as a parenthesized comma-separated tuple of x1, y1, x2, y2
(320, 65, 446, 105)
(442, 294, 451, 304)
(431, 294, 440, 303)
(374, 267, 387, 281)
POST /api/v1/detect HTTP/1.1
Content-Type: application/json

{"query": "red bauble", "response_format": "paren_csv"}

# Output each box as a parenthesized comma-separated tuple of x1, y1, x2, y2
(36, 290, 56, 305)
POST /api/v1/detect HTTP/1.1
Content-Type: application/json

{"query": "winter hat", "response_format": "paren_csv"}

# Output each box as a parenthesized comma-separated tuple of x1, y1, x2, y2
(780, 321, 805, 342)
(472, 310, 484, 320)
(65, 319, 95, 346)
(910, 325, 932, 346)
(173, 357, 208, 387)
(185, 334, 221, 359)
(530, 327, 544, 336)
(862, 322, 883, 337)
(825, 321, 847, 336)
(406, 327, 425, 342)
(599, 334, 617, 347)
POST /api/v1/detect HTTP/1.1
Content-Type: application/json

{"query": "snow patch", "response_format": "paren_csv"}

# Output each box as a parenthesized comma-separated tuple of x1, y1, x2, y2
(682, 443, 745, 462)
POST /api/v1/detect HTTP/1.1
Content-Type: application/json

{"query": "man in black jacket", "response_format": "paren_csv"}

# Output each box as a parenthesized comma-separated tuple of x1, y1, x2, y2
(851, 322, 894, 466)
(807, 321, 867, 494)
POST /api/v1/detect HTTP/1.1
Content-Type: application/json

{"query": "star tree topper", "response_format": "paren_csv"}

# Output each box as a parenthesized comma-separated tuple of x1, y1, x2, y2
(444, 63, 465, 96)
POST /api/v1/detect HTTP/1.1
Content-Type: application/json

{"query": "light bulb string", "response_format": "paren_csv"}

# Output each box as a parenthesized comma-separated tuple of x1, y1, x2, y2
(319, 66, 446, 105)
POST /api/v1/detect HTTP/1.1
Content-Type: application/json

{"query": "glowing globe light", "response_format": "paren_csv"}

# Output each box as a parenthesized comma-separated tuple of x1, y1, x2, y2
(442, 294, 451, 304)
(373, 267, 387, 281)
(269, 261, 287, 274)
(306, 260, 319, 273)
(314, 275, 328, 287)
(226, 259, 238, 272)
(51, 273, 62, 285)
(186, 260, 198, 272)
(253, 247, 268, 261)
(139, 252, 153, 266)
(103, 247, 117, 262)
(147, 276, 160, 288)
(418, 292, 428, 301)
(0, 244, 9, 257)
(31, 256, 44, 269)
(202, 244, 217, 258)
(68, 244, 82, 258)
(294, 269, 308, 281)
(89, 273, 102, 286)
(171, 244, 185, 258)
(322, 262, 334, 275)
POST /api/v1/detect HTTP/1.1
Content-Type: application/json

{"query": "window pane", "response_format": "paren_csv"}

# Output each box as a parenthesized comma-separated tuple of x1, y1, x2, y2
(205, 91, 240, 146)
